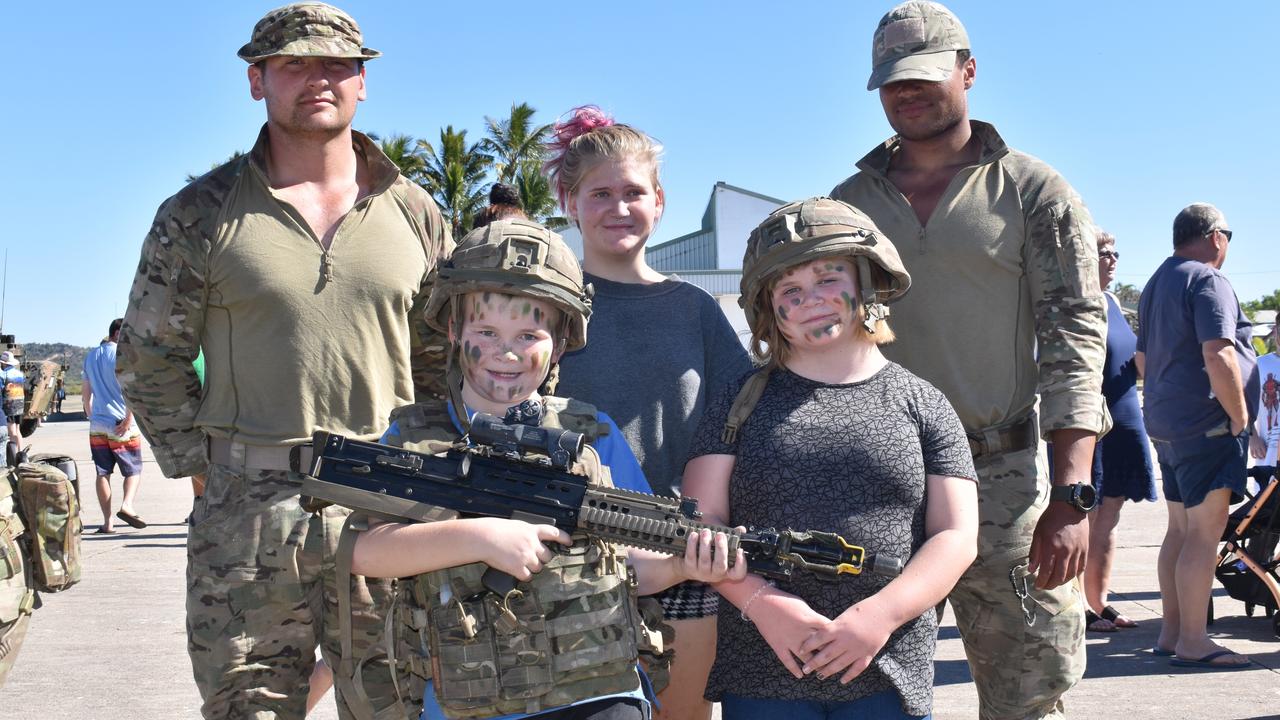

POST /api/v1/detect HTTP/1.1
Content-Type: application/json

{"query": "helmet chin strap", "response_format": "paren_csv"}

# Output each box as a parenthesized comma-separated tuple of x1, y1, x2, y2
(857, 256, 890, 334)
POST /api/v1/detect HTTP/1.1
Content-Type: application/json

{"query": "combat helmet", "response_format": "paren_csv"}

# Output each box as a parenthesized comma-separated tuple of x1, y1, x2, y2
(721, 198, 911, 444)
(740, 196, 910, 334)
(426, 218, 591, 349)
(426, 219, 592, 421)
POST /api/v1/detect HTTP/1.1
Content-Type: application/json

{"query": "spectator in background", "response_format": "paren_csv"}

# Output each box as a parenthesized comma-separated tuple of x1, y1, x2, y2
(1137, 202, 1257, 670)
(1083, 231, 1156, 633)
(472, 182, 527, 228)
(83, 318, 146, 533)
(0, 352, 26, 465)
(1252, 322, 1279, 469)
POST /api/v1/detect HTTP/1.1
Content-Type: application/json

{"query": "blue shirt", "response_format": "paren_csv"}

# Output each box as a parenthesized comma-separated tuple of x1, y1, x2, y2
(83, 341, 130, 425)
(1137, 256, 1259, 441)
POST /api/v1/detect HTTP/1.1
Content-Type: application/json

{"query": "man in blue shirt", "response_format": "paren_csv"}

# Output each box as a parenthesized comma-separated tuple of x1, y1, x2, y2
(83, 319, 146, 533)
(0, 351, 26, 465)
(1137, 203, 1258, 670)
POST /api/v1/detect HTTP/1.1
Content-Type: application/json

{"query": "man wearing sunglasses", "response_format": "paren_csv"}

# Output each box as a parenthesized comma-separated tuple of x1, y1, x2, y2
(1136, 202, 1258, 670)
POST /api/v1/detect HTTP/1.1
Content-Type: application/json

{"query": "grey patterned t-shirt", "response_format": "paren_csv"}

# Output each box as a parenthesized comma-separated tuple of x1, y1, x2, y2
(688, 362, 975, 715)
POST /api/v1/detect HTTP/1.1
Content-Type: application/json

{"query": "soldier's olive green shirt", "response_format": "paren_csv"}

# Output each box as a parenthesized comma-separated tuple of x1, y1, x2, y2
(832, 121, 1106, 437)
(118, 126, 452, 478)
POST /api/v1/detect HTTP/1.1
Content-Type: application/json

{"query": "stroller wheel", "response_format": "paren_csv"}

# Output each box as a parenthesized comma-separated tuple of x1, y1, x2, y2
(1246, 602, 1255, 617)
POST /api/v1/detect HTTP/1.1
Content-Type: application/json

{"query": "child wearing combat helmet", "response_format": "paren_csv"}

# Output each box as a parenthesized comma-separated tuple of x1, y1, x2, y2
(682, 198, 978, 719)
(349, 218, 744, 720)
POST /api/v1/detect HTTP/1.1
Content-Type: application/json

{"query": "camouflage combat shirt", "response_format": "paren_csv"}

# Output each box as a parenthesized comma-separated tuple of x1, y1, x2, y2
(832, 120, 1107, 437)
(117, 126, 452, 478)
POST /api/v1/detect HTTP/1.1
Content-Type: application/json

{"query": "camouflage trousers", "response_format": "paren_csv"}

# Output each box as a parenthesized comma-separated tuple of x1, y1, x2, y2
(948, 446, 1085, 720)
(187, 463, 410, 720)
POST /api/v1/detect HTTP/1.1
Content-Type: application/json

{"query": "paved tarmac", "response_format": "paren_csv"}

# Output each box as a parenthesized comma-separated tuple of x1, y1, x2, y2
(4, 400, 1279, 719)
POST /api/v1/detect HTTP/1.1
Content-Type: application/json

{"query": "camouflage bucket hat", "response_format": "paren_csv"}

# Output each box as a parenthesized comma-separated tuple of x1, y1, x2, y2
(739, 197, 910, 329)
(238, 2, 381, 63)
(867, 1, 969, 90)
(425, 219, 593, 351)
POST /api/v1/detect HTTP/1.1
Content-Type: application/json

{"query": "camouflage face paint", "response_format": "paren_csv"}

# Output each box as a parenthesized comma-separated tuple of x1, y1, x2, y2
(842, 291, 855, 311)
(790, 296, 801, 306)
(777, 305, 789, 321)
(532, 306, 542, 325)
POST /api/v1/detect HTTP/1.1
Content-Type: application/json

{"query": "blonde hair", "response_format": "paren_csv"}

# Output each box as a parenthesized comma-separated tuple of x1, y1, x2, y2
(748, 259, 896, 367)
(544, 106, 663, 212)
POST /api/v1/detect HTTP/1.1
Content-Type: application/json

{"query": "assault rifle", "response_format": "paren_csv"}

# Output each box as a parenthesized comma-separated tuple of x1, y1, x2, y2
(299, 413, 902, 595)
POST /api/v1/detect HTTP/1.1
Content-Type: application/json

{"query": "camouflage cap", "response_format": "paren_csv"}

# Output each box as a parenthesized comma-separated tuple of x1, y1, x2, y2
(237, 3, 381, 64)
(739, 197, 910, 328)
(867, 1, 969, 90)
(425, 219, 593, 351)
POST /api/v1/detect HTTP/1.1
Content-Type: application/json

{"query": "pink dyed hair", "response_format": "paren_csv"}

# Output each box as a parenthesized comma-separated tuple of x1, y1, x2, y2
(543, 105, 663, 212)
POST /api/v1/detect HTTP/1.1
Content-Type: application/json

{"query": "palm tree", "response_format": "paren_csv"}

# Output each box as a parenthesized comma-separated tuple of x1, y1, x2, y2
(481, 103, 553, 184)
(1111, 282, 1141, 309)
(377, 133, 428, 183)
(419, 126, 493, 236)
(513, 159, 568, 230)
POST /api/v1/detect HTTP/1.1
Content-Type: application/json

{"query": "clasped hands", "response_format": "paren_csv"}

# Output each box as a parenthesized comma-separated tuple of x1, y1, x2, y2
(749, 590, 894, 685)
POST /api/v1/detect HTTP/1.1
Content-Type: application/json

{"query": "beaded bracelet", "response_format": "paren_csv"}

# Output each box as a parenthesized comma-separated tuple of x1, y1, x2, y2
(740, 580, 776, 622)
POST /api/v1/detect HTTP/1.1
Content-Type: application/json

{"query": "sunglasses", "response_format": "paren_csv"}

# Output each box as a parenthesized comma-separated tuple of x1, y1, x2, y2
(1098, 250, 1119, 261)
(1206, 227, 1233, 242)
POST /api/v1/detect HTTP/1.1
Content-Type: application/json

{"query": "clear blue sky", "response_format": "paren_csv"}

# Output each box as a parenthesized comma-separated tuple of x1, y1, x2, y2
(3, 1, 1276, 344)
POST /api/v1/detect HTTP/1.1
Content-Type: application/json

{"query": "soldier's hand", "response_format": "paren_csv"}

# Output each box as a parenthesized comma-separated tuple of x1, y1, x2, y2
(475, 518, 571, 582)
(1028, 502, 1088, 590)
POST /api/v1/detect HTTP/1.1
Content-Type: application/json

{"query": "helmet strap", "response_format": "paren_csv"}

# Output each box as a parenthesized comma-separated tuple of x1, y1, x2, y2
(446, 302, 471, 432)
(856, 256, 890, 334)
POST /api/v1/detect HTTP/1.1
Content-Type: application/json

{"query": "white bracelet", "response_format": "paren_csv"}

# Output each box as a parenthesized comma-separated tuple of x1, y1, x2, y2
(740, 581, 775, 622)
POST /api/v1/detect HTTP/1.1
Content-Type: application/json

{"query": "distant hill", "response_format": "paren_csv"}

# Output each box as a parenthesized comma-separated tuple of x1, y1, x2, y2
(21, 342, 91, 388)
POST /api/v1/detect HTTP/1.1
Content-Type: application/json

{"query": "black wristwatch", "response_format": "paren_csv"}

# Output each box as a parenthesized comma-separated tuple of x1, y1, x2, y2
(1049, 483, 1098, 512)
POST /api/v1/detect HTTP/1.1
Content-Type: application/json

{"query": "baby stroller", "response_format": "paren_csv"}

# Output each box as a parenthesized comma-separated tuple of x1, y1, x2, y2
(1211, 465, 1280, 637)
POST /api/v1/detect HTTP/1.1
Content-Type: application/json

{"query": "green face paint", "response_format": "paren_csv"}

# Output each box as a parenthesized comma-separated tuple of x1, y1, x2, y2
(842, 291, 854, 310)
(777, 305, 789, 321)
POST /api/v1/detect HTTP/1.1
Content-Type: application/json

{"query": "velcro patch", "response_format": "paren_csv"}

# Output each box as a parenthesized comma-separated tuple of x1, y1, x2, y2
(882, 18, 927, 50)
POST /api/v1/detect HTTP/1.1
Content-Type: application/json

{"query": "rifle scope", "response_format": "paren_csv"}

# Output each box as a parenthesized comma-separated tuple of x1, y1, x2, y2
(469, 413, 584, 469)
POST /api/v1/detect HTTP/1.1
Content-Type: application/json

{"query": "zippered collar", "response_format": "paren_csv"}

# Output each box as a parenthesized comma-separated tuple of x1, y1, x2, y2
(245, 123, 403, 197)
(854, 120, 1011, 180)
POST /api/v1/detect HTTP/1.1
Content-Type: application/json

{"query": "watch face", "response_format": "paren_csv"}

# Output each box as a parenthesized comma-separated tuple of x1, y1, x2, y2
(1076, 484, 1098, 510)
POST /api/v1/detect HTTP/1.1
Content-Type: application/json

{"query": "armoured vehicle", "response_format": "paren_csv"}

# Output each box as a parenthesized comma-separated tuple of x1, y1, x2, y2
(0, 335, 67, 438)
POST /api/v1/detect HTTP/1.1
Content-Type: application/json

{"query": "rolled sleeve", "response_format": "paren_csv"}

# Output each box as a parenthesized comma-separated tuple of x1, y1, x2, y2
(1025, 198, 1108, 437)
(116, 195, 209, 478)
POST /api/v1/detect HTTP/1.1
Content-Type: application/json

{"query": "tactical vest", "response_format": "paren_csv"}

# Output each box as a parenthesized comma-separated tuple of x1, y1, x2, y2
(386, 397, 646, 719)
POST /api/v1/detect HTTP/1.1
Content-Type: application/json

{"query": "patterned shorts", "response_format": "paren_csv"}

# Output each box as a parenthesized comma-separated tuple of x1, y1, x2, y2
(89, 430, 143, 477)
(654, 580, 719, 620)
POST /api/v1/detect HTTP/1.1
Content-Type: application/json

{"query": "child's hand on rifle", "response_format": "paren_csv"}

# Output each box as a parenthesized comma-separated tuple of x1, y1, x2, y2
(474, 518, 572, 581)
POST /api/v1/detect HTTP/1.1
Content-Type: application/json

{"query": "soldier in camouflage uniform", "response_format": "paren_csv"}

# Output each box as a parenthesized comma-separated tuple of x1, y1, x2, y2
(115, 4, 452, 718)
(350, 219, 744, 720)
(830, 3, 1107, 718)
